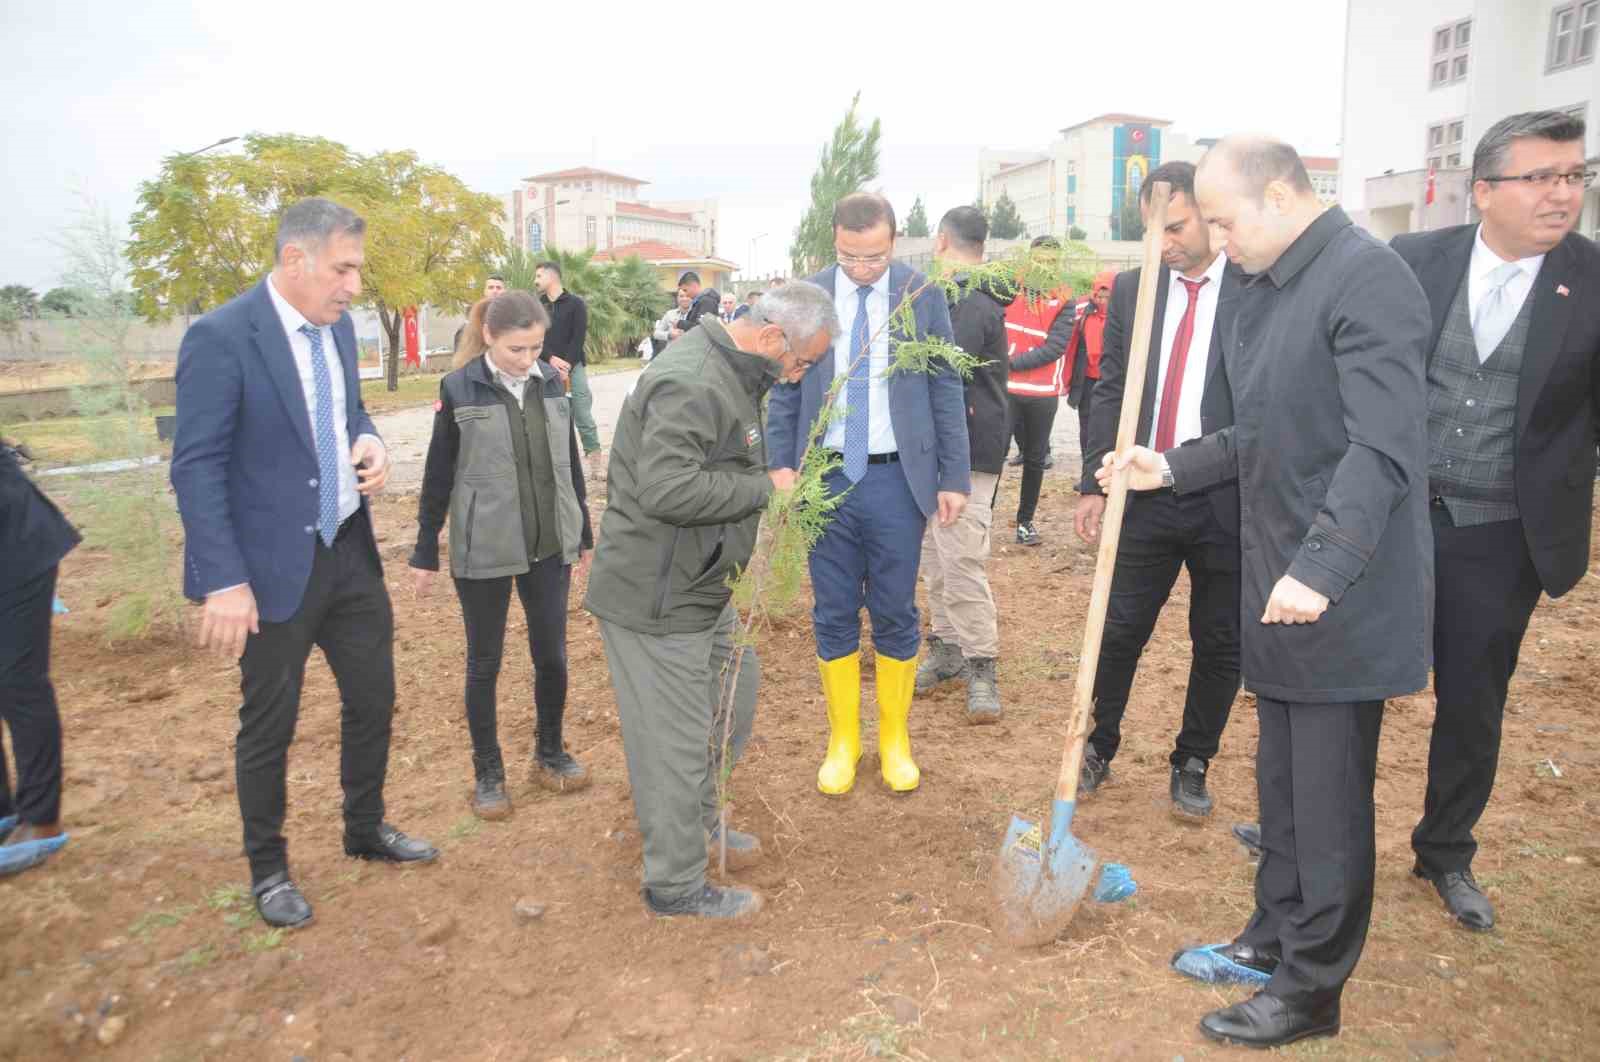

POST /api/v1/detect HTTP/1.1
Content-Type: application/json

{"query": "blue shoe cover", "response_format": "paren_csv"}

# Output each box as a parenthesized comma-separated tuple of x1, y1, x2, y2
(1171, 942, 1272, 985)
(1092, 862, 1137, 903)
(0, 832, 69, 877)
(0, 814, 16, 839)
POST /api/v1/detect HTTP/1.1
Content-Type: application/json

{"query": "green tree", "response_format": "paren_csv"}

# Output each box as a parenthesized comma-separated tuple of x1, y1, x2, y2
(901, 195, 929, 237)
(1069, 225, 1088, 241)
(789, 93, 882, 276)
(40, 286, 90, 316)
(0, 285, 39, 318)
(1116, 198, 1146, 242)
(988, 192, 1026, 240)
(127, 133, 505, 390)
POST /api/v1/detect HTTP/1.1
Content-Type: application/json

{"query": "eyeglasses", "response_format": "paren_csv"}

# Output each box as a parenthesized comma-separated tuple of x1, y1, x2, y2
(1479, 170, 1595, 190)
(836, 253, 891, 268)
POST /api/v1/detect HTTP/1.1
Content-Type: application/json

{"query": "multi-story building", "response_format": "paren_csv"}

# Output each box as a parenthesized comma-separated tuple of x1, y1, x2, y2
(979, 115, 1339, 241)
(498, 166, 722, 259)
(1341, 0, 1599, 241)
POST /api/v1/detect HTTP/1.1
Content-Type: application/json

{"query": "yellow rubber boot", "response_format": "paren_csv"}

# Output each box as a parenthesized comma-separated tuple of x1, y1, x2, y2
(876, 654, 921, 792)
(817, 653, 862, 795)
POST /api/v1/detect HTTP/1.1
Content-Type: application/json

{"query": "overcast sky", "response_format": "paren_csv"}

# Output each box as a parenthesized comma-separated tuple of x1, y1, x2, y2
(0, 0, 1348, 292)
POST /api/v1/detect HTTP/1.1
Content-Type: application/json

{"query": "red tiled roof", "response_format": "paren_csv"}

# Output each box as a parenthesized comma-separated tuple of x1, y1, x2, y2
(616, 201, 696, 222)
(592, 240, 705, 262)
(1301, 156, 1341, 172)
(1060, 113, 1173, 132)
(524, 166, 649, 185)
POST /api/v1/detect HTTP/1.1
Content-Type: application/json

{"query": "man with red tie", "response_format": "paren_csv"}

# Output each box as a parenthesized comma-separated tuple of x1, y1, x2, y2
(1075, 161, 1243, 820)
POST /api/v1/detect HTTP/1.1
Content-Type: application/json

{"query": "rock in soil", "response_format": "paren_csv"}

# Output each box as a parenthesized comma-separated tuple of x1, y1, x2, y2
(513, 898, 546, 922)
(96, 1015, 128, 1046)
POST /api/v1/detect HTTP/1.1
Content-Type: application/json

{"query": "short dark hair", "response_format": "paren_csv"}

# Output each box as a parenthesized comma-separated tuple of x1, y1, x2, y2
(1140, 161, 1197, 205)
(1473, 110, 1587, 183)
(745, 290, 761, 302)
(938, 206, 988, 254)
(536, 261, 561, 279)
(487, 273, 505, 282)
(832, 191, 896, 236)
(677, 270, 701, 286)
(1030, 235, 1061, 249)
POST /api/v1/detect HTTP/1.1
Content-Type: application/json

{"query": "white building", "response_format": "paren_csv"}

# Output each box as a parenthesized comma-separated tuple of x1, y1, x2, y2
(498, 166, 720, 258)
(1340, 0, 1599, 241)
(980, 115, 1339, 241)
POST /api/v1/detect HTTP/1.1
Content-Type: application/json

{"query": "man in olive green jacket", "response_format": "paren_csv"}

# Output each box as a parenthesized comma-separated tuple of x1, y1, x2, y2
(586, 283, 836, 920)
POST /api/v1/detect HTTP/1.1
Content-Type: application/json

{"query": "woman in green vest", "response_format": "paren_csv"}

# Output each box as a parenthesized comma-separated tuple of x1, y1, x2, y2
(410, 291, 594, 819)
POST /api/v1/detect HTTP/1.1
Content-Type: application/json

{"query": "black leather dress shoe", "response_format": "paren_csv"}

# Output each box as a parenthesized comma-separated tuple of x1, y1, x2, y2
(1413, 863, 1494, 930)
(1199, 990, 1340, 1048)
(252, 871, 313, 929)
(1213, 941, 1281, 976)
(344, 823, 440, 864)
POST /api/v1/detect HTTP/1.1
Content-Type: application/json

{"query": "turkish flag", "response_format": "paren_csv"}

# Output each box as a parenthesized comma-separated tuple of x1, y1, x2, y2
(1424, 165, 1436, 206)
(402, 306, 421, 367)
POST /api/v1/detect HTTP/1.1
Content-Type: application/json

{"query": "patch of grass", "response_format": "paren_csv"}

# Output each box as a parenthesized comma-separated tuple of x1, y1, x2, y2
(178, 943, 218, 971)
(359, 373, 447, 414)
(206, 883, 251, 911)
(4, 405, 175, 468)
(129, 902, 197, 937)
(244, 928, 285, 954)
(447, 815, 481, 842)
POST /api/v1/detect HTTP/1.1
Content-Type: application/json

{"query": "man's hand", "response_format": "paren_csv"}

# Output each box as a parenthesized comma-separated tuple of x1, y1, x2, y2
(670, 326, 684, 340)
(937, 491, 967, 528)
(200, 584, 258, 660)
(549, 355, 572, 374)
(1074, 494, 1106, 544)
(769, 468, 797, 491)
(410, 565, 435, 599)
(1095, 446, 1166, 493)
(1261, 575, 1329, 625)
(352, 435, 389, 495)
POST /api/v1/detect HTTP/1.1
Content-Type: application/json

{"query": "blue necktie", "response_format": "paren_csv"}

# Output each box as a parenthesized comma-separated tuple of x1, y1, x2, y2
(843, 285, 873, 483)
(300, 323, 342, 546)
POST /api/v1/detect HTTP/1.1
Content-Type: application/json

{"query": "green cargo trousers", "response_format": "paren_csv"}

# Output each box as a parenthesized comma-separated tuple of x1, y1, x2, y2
(568, 362, 601, 455)
(599, 605, 758, 902)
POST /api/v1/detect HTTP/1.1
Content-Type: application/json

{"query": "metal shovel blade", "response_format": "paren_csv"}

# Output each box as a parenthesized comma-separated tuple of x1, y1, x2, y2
(990, 799, 1100, 948)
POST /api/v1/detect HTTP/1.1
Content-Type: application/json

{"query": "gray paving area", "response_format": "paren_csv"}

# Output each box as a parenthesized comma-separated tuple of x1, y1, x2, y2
(374, 365, 1087, 495)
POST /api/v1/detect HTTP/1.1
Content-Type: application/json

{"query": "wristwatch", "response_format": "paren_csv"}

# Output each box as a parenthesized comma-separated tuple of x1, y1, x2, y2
(1159, 456, 1175, 490)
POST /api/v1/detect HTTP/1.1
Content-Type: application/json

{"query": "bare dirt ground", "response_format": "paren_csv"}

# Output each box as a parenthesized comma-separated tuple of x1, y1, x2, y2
(3, 464, 1598, 1061)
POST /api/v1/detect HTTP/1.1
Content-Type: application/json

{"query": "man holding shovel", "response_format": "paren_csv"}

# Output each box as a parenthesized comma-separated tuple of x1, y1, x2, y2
(1101, 137, 1432, 1049)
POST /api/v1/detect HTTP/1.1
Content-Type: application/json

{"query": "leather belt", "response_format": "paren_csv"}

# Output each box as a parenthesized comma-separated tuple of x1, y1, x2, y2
(826, 450, 899, 465)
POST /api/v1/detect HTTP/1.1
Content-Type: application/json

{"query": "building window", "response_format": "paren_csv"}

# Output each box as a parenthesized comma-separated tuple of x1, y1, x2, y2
(585, 217, 597, 247)
(1066, 206, 1075, 225)
(1067, 174, 1077, 193)
(526, 218, 543, 253)
(1549, 2, 1599, 71)
(1430, 17, 1471, 87)
(1426, 118, 1465, 167)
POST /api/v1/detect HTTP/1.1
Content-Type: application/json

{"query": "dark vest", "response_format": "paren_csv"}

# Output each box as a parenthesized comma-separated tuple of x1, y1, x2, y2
(1425, 268, 1535, 526)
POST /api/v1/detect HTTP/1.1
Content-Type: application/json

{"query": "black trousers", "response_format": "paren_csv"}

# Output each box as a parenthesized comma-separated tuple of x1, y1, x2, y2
(1413, 509, 1543, 876)
(452, 553, 572, 762)
(1075, 376, 1098, 473)
(1240, 697, 1383, 1006)
(1009, 394, 1059, 524)
(236, 512, 394, 884)
(1088, 490, 1241, 766)
(0, 567, 63, 826)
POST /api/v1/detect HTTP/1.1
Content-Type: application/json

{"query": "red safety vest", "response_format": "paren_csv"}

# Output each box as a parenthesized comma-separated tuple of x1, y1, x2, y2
(1005, 289, 1072, 398)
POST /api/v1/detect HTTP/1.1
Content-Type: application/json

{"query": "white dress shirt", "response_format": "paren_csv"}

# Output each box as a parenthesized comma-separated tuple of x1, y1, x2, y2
(1468, 224, 1544, 348)
(1147, 250, 1228, 449)
(266, 275, 366, 524)
(483, 350, 530, 408)
(822, 267, 897, 455)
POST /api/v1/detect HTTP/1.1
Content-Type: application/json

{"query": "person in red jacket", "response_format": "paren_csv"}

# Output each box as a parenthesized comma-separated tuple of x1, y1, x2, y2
(1066, 269, 1117, 465)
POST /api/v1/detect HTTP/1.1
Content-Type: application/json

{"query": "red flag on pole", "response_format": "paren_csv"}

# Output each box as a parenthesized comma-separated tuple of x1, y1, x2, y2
(1424, 165, 1436, 206)
(402, 306, 421, 368)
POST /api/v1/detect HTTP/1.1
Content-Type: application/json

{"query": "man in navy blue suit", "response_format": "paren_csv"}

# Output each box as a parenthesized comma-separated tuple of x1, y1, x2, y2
(171, 198, 437, 930)
(767, 192, 971, 796)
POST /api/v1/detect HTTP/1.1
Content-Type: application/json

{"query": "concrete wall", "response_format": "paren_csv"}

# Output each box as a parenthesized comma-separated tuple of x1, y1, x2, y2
(1, 317, 192, 362)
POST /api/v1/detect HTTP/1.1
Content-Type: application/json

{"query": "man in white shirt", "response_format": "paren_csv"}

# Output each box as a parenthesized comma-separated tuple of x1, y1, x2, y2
(171, 198, 438, 933)
(1073, 161, 1244, 820)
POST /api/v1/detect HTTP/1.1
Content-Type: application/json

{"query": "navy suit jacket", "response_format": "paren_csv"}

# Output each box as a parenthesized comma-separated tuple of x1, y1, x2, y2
(1392, 224, 1600, 598)
(766, 261, 971, 516)
(170, 280, 382, 623)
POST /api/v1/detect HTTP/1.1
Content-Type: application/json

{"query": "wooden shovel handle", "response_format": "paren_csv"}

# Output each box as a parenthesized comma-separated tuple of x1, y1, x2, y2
(1054, 182, 1172, 804)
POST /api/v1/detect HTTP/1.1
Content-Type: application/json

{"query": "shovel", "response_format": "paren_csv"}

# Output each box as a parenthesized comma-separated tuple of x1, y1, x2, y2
(992, 182, 1173, 948)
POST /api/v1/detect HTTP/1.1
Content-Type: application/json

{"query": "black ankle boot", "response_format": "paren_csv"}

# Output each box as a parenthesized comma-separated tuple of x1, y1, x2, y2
(470, 750, 512, 820)
(532, 720, 590, 793)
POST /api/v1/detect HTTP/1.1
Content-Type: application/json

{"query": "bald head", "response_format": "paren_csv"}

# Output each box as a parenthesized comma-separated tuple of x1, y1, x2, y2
(1195, 135, 1327, 275)
(1200, 135, 1316, 203)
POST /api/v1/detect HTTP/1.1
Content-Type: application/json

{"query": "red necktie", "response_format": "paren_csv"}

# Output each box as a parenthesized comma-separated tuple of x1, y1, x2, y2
(1153, 276, 1210, 452)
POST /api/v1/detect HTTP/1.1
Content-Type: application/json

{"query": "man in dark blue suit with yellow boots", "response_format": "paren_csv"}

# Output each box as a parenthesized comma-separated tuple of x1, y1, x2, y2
(766, 192, 971, 795)
(171, 198, 437, 930)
